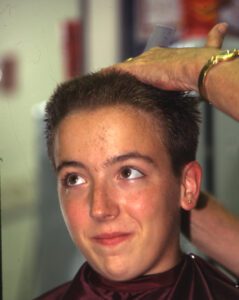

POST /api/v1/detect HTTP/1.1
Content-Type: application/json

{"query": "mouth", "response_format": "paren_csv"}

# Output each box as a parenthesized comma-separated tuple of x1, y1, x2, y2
(92, 232, 132, 246)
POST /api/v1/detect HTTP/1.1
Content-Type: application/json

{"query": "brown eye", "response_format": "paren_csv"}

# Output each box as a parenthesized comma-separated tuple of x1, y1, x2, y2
(120, 167, 144, 179)
(121, 167, 132, 178)
(65, 173, 85, 186)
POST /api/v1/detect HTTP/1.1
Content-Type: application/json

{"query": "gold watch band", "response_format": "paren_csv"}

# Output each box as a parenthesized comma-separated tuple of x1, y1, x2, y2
(198, 49, 239, 100)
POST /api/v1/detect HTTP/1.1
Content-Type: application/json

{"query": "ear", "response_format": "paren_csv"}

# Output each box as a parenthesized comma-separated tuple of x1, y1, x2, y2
(180, 161, 202, 211)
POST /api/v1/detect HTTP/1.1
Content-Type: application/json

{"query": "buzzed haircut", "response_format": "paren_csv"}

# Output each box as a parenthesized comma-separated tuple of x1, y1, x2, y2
(45, 70, 200, 176)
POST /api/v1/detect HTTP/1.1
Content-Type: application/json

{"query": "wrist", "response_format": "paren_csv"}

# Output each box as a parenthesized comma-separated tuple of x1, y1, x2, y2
(198, 49, 239, 100)
(187, 48, 219, 92)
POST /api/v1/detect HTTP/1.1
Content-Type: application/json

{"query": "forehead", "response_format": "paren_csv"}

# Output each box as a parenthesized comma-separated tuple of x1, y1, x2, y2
(54, 105, 169, 167)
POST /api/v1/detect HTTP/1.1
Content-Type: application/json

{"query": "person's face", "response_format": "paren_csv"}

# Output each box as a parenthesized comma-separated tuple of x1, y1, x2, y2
(54, 105, 201, 281)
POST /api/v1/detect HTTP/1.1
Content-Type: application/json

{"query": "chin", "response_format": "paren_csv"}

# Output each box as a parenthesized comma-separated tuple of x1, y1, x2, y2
(101, 270, 139, 282)
(94, 261, 142, 282)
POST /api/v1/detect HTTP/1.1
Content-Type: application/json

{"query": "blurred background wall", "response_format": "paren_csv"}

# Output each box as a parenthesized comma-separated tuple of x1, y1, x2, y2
(0, 0, 238, 299)
(0, 1, 79, 299)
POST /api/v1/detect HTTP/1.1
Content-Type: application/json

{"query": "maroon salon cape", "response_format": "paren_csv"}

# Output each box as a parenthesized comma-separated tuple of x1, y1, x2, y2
(35, 254, 239, 300)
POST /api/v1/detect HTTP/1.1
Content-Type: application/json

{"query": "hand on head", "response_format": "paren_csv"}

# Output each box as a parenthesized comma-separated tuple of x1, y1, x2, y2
(104, 23, 228, 92)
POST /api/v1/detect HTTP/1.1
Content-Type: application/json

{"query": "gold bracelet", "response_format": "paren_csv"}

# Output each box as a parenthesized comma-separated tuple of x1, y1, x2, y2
(198, 49, 239, 100)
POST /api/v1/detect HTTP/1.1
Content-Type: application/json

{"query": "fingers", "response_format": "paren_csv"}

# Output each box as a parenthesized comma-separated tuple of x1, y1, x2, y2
(205, 22, 229, 48)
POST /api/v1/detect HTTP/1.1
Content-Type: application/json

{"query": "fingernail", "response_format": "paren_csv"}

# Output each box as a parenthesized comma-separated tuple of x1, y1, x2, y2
(217, 22, 229, 35)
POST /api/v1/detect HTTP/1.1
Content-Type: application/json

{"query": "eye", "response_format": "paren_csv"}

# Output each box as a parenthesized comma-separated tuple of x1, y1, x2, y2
(63, 173, 86, 187)
(120, 167, 144, 180)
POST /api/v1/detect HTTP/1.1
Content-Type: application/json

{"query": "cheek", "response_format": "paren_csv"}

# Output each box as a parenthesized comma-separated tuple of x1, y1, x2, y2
(123, 180, 180, 225)
(59, 194, 88, 236)
(122, 186, 162, 221)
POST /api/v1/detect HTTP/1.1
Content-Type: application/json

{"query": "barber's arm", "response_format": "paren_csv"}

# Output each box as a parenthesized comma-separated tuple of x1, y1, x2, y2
(187, 191, 239, 278)
(203, 51, 239, 121)
(111, 23, 239, 121)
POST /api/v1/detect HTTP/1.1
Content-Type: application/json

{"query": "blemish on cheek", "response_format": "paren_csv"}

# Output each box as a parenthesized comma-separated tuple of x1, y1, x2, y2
(60, 187, 70, 198)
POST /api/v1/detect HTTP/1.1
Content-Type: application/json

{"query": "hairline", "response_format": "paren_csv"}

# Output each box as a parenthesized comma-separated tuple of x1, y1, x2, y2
(50, 102, 177, 174)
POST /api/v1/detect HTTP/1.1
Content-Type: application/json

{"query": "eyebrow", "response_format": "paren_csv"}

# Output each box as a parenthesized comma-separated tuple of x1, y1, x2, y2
(104, 152, 155, 167)
(56, 152, 156, 174)
(56, 160, 86, 174)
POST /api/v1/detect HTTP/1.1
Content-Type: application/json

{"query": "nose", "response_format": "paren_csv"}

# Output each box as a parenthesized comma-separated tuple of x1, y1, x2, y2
(89, 183, 120, 222)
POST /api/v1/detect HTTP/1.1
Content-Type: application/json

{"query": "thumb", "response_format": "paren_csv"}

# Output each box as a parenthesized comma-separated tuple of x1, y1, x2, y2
(205, 23, 228, 48)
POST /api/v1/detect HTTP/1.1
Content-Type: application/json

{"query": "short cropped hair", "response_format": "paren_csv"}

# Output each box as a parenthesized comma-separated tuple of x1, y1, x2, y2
(45, 70, 200, 176)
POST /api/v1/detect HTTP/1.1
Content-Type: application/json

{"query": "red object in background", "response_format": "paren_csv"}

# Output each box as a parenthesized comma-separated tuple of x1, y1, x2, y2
(0, 55, 17, 93)
(62, 20, 83, 79)
(182, 0, 219, 38)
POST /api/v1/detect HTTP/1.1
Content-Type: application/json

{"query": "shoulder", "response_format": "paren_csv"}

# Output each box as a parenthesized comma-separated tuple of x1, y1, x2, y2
(33, 262, 89, 300)
(33, 281, 71, 300)
(185, 253, 239, 299)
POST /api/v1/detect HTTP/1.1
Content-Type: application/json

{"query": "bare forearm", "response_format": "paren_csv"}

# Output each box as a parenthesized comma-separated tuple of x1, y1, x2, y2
(205, 58, 239, 121)
(190, 192, 239, 277)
